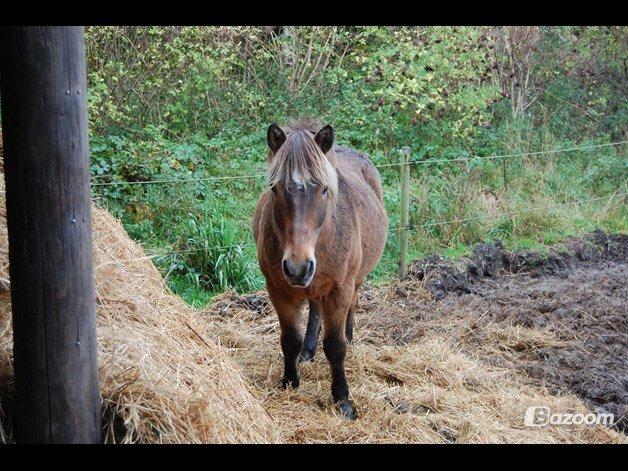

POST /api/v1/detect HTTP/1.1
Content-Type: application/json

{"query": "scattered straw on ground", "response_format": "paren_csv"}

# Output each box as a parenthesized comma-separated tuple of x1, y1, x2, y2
(0, 174, 624, 443)
(203, 284, 623, 444)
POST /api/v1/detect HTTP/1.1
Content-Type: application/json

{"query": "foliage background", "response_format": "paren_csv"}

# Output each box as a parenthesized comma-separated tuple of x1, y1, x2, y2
(82, 26, 627, 305)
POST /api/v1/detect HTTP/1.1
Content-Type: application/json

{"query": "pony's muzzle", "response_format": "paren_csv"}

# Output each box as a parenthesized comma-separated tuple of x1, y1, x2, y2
(282, 258, 315, 287)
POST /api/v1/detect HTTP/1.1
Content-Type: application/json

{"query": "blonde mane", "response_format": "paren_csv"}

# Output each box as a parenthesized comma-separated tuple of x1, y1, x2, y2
(266, 121, 338, 196)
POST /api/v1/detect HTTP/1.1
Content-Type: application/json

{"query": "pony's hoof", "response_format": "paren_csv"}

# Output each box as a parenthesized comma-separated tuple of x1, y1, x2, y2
(282, 377, 300, 389)
(299, 350, 315, 363)
(337, 399, 358, 420)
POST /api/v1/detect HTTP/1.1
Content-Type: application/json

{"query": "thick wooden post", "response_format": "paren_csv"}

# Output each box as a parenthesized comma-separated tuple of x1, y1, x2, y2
(398, 146, 410, 279)
(0, 27, 101, 443)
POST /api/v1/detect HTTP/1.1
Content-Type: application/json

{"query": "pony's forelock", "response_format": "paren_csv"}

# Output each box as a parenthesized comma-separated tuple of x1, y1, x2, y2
(267, 128, 338, 196)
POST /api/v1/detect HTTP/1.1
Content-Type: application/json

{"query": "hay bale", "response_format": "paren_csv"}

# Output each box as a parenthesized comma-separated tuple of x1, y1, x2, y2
(0, 178, 280, 443)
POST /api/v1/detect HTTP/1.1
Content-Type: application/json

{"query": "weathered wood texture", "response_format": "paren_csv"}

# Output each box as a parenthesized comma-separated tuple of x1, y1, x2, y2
(0, 26, 101, 443)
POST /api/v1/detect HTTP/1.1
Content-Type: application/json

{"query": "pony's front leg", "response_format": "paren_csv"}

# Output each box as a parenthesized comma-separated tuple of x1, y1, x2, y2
(322, 292, 356, 419)
(269, 291, 303, 389)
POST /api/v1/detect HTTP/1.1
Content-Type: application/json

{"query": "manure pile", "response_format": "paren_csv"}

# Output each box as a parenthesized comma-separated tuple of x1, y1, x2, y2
(0, 178, 624, 443)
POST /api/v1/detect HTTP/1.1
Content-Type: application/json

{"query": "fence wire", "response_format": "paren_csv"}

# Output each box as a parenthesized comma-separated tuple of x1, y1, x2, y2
(372, 140, 628, 169)
(88, 138, 627, 271)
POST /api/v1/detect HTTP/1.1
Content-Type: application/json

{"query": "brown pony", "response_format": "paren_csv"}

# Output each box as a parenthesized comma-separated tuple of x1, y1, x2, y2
(252, 119, 387, 418)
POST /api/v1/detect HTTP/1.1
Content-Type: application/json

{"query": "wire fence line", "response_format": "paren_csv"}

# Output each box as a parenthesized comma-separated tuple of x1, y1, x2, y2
(372, 140, 628, 169)
(140, 191, 627, 260)
(91, 172, 266, 186)
(90, 140, 628, 187)
(87, 137, 626, 275)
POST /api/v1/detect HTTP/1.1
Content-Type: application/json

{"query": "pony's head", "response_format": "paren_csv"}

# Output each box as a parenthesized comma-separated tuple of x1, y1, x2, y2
(265, 120, 337, 287)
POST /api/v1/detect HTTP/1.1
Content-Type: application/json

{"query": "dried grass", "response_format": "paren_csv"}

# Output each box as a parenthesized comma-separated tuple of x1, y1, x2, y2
(0, 175, 624, 443)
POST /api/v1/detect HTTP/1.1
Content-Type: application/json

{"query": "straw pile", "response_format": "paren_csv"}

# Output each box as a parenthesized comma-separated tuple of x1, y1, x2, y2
(0, 177, 280, 444)
(0, 174, 624, 443)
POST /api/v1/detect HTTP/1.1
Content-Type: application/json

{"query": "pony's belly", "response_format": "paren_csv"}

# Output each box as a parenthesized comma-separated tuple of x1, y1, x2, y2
(358, 193, 388, 265)
(359, 221, 388, 277)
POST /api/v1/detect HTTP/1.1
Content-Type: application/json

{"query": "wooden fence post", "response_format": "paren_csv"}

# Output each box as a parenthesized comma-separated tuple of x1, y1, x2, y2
(502, 158, 509, 190)
(398, 146, 411, 279)
(0, 26, 101, 443)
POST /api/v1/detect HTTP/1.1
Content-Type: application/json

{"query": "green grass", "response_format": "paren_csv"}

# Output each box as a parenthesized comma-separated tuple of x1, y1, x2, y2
(166, 274, 215, 308)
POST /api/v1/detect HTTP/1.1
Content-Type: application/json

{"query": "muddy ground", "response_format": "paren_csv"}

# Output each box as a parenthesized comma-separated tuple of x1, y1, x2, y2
(357, 230, 627, 432)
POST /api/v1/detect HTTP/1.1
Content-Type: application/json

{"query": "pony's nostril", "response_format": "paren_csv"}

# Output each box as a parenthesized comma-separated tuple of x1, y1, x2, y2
(282, 260, 293, 278)
(305, 260, 315, 277)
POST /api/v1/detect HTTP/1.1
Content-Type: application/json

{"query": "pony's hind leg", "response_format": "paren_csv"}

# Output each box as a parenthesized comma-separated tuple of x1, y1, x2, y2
(300, 300, 321, 362)
(345, 290, 359, 344)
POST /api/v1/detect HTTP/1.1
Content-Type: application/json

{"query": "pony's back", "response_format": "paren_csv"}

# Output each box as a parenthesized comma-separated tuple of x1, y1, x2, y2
(334, 145, 385, 202)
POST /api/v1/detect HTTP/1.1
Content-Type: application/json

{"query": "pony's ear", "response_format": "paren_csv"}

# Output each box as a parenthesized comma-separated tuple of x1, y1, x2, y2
(267, 123, 286, 153)
(314, 124, 334, 154)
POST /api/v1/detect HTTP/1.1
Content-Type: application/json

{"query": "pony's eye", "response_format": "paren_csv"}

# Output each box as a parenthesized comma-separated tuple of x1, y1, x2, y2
(271, 185, 277, 195)
(322, 186, 329, 196)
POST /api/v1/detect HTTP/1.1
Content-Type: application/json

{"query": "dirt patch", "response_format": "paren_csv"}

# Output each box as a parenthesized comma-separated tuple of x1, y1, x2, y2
(212, 291, 271, 317)
(394, 231, 628, 432)
(409, 230, 626, 299)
